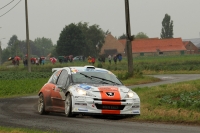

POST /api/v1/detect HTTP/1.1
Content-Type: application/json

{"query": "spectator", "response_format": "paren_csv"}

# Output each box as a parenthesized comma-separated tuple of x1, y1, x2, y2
(108, 55, 112, 64)
(88, 56, 92, 64)
(41, 58, 45, 65)
(91, 57, 95, 65)
(64, 56, 68, 63)
(69, 55, 73, 62)
(23, 57, 27, 66)
(117, 54, 122, 62)
(39, 57, 42, 65)
(113, 55, 117, 64)
(35, 58, 39, 65)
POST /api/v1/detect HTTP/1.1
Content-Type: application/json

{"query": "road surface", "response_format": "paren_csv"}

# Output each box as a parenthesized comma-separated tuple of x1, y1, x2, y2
(0, 74, 200, 133)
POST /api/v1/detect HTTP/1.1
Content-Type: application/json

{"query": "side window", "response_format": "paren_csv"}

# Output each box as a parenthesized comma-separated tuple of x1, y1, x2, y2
(57, 70, 69, 87)
(49, 70, 62, 84)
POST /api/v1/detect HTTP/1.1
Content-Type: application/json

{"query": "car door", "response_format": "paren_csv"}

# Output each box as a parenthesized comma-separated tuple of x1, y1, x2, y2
(51, 69, 69, 109)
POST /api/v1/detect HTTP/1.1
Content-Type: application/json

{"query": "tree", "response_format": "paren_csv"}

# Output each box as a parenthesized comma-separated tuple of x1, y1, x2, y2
(118, 33, 127, 39)
(56, 22, 105, 57)
(135, 32, 149, 39)
(8, 35, 18, 47)
(118, 32, 148, 40)
(1, 48, 10, 63)
(34, 37, 54, 56)
(160, 14, 174, 39)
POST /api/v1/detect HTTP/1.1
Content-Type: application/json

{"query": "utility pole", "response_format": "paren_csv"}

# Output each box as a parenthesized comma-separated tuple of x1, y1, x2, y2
(25, 0, 31, 72)
(0, 38, 5, 66)
(124, 0, 134, 76)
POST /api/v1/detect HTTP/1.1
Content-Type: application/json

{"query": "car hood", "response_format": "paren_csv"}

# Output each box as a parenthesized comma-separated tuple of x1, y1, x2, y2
(73, 83, 130, 93)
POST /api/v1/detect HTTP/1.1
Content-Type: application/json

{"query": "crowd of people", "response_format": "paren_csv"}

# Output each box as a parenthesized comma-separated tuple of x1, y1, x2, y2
(97, 53, 122, 65)
(8, 56, 20, 66)
(8, 53, 123, 66)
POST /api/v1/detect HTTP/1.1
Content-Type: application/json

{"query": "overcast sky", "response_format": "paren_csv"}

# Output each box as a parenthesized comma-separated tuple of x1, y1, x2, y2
(1, 0, 200, 49)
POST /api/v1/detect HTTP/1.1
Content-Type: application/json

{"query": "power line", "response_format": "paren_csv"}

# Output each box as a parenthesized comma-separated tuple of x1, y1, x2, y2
(0, 0, 14, 10)
(0, 0, 22, 18)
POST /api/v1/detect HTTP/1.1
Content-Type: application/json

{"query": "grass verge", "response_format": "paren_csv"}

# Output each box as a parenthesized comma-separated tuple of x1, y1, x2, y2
(0, 126, 58, 133)
(128, 79, 200, 125)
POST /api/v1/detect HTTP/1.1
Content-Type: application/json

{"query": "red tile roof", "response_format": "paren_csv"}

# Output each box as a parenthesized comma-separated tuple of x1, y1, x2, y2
(183, 41, 190, 46)
(119, 38, 186, 53)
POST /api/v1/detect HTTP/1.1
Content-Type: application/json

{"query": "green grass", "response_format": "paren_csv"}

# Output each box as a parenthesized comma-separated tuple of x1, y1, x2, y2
(1, 54, 200, 132)
(1, 54, 200, 73)
(130, 79, 200, 124)
(0, 71, 157, 98)
(0, 78, 48, 98)
(0, 126, 58, 133)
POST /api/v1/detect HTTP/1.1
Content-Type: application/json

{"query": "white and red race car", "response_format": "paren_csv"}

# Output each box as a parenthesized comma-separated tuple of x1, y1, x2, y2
(38, 66, 140, 117)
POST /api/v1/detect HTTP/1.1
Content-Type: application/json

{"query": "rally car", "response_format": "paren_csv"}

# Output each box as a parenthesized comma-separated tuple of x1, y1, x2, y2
(38, 66, 140, 117)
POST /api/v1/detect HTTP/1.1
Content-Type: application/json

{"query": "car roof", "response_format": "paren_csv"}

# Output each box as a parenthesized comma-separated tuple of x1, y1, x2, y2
(52, 65, 112, 74)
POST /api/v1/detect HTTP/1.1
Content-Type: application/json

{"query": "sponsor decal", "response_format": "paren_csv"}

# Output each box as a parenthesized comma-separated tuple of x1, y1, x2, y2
(74, 96, 85, 98)
(133, 110, 139, 113)
(75, 103, 87, 106)
(78, 84, 91, 90)
(98, 87, 121, 114)
(99, 87, 118, 91)
(132, 105, 140, 108)
(71, 68, 78, 73)
(106, 92, 114, 97)
(78, 108, 88, 112)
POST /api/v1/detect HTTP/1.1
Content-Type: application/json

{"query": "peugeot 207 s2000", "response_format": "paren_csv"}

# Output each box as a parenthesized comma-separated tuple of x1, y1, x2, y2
(38, 66, 140, 117)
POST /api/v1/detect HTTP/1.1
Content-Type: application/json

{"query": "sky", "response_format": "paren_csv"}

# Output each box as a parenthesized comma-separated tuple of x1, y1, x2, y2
(1, 0, 200, 49)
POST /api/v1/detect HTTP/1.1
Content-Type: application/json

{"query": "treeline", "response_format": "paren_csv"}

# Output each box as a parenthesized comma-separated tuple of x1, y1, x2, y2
(0, 22, 107, 64)
(1, 35, 54, 63)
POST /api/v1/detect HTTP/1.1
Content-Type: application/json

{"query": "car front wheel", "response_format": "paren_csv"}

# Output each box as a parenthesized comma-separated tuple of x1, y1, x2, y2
(65, 93, 75, 117)
(38, 93, 49, 115)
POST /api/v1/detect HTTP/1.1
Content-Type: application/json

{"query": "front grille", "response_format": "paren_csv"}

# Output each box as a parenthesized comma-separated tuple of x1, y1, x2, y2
(93, 98, 126, 102)
(95, 104, 125, 110)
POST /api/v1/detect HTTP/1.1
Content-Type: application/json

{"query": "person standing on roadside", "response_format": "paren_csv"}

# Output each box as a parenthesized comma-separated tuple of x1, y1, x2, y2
(108, 55, 112, 65)
(113, 55, 117, 64)
(91, 57, 95, 65)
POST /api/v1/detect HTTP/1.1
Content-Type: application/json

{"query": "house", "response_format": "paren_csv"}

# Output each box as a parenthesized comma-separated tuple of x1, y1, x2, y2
(100, 34, 125, 56)
(182, 41, 199, 54)
(119, 38, 187, 57)
(183, 38, 200, 53)
(183, 38, 200, 48)
(100, 34, 187, 57)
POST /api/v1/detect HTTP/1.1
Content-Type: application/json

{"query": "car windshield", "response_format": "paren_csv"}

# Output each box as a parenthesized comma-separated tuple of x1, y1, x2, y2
(72, 72, 122, 85)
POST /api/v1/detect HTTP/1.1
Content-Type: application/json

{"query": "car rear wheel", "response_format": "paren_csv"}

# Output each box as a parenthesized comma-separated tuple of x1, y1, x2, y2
(65, 93, 75, 117)
(38, 93, 49, 115)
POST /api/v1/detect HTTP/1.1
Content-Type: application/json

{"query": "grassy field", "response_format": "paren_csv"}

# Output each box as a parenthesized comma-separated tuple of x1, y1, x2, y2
(0, 126, 61, 133)
(129, 79, 200, 125)
(0, 54, 200, 132)
(1, 54, 200, 73)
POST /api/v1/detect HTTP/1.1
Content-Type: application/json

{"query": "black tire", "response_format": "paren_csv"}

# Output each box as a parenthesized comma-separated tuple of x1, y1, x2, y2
(65, 93, 75, 117)
(38, 93, 49, 115)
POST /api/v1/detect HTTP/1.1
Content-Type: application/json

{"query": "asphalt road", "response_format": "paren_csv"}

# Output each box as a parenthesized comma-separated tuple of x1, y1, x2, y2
(128, 74, 200, 88)
(0, 74, 200, 133)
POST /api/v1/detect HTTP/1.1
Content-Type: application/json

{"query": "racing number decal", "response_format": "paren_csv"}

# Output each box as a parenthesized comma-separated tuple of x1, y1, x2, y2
(98, 87, 121, 114)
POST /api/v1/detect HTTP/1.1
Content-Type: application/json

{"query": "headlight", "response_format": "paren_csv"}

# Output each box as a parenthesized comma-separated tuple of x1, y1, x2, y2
(125, 90, 135, 98)
(76, 88, 86, 95)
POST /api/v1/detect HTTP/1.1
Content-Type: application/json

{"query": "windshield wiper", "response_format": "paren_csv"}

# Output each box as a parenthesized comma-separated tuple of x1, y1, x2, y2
(80, 73, 92, 79)
(91, 75, 120, 85)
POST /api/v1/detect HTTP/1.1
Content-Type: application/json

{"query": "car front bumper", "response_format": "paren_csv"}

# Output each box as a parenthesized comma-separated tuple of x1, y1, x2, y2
(71, 96, 140, 115)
